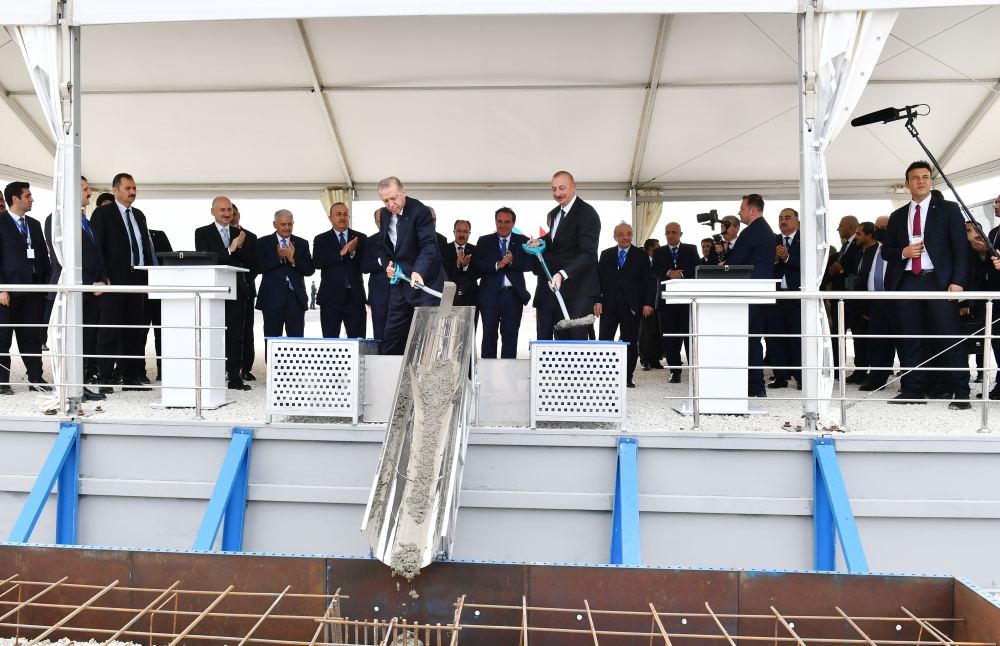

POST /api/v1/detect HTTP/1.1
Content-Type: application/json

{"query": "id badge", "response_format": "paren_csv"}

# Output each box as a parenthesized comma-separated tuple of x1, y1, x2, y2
(26, 248, 35, 260)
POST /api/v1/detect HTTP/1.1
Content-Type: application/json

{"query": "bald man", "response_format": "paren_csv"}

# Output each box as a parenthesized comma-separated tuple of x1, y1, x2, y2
(827, 215, 864, 376)
(195, 196, 255, 390)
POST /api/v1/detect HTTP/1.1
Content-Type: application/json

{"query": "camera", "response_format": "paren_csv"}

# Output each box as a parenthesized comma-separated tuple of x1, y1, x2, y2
(712, 233, 725, 245)
(696, 209, 721, 229)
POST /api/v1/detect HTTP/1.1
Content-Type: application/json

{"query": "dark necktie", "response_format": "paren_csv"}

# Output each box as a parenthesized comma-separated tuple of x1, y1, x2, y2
(874, 250, 885, 291)
(500, 237, 507, 257)
(670, 246, 678, 266)
(81, 216, 95, 243)
(618, 248, 626, 269)
(125, 208, 141, 266)
(17, 216, 28, 240)
(911, 203, 922, 275)
(339, 231, 347, 246)
(280, 238, 293, 290)
(784, 236, 791, 248)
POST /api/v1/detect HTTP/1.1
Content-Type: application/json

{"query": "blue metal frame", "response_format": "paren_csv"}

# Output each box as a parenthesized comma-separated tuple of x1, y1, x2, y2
(193, 427, 254, 552)
(610, 436, 641, 565)
(8, 422, 81, 544)
(813, 437, 869, 573)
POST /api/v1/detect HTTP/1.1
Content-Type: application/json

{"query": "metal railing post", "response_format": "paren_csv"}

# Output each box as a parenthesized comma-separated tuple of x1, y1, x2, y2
(193, 293, 204, 420)
(690, 299, 700, 431)
(837, 299, 847, 428)
(980, 300, 993, 434)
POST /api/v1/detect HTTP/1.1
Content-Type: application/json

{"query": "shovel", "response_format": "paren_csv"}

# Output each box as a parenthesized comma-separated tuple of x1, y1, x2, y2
(521, 240, 596, 331)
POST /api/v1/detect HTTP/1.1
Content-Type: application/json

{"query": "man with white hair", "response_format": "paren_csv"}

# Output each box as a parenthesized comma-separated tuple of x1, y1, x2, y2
(254, 209, 314, 345)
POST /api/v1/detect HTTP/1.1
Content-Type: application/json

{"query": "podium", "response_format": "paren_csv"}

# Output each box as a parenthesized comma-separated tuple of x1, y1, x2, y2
(140, 265, 247, 408)
(663, 278, 778, 415)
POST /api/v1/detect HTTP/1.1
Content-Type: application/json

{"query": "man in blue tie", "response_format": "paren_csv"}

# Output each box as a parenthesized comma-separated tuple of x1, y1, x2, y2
(596, 223, 654, 387)
(313, 202, 368, 339)
(255, 210, 315, 347)
(767, 208, 801, 389)
(650, 222, 699, 383)
(473, 207, 530, 359)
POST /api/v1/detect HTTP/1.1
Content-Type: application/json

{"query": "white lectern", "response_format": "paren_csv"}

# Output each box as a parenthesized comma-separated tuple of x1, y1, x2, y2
(140, 265, 247, 408)
(663, 279, 779, 415)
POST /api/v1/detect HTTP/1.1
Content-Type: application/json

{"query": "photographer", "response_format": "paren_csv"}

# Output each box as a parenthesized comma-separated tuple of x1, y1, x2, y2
(713, 215, 741, 262)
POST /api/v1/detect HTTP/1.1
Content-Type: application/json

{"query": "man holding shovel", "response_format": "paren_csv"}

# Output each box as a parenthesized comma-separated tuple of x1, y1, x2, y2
(526, 171, 601, 339)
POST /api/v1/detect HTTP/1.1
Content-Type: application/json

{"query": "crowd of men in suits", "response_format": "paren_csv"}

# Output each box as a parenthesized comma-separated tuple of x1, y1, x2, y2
(2, 161, 998, 409)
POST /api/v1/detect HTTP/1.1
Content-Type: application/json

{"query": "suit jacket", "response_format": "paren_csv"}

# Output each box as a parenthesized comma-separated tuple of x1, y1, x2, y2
(473, 233, 531, 308)
(828, 236, 863, 291)
(984, 226, 1000, 291)
(194, 222, 253, 299)
(540, 197, 601, 303)
(0, 213, 50, 285)
(882, 196, 969, 291)
(44, 213, 108, 290)
(442, 241, 479, 306)
(598, 245, 654, 314)
(378, 197, 445, 302)
(727, 217, 776, 280)
(650, 242, 699, 302)
(255, 233, 315, 311)
(313, 228, 368, 307)
(774, 232, 801, 290)
(363, 230, 390, 307)
(89, 202, 155, 285)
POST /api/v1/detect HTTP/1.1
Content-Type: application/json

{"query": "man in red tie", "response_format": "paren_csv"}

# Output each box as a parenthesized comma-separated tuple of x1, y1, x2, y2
(882, 161, 970, 408)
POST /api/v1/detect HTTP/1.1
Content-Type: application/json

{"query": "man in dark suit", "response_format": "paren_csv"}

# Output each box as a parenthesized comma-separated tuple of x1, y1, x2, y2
(195, 196, 254, 390)
(140, 227, 172, 383)
(768, 208, 801, 389)
(726, 193, 777, 397)
(884, 161, 970, 408)
(363, 208, 390, 343)
(638, 238, 664, 370)
(980, 194, 1000, 400)
(376, 176, 444, 356)
(231, 204, 258, 380)
(313, 202, 368, 339)
(826, 215, 864, 374)
(651, 222, 699, 383)
(854, 219, 896, 391)
(843, 222, 878, 386)
(255, 210, 314, 347)
(90, 172, 155, 392)
(474, 207, 531, 359)
(442, 220, 479, 310)
(44, 177, 107, 399)
(596, 223, 654, 387)
(0, 182, 52, 393)
(526, 171, 601, 340)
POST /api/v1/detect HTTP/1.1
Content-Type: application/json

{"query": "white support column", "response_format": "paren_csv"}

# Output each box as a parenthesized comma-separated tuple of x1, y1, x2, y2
(798, 7, 820, 432)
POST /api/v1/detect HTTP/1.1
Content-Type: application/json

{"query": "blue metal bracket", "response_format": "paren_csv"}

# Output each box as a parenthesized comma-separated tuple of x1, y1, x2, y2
(8, 422, 81, 544)
(813, 437, 869, 573)
(193, 427, 254, 552)
(610, 436, 641, 565)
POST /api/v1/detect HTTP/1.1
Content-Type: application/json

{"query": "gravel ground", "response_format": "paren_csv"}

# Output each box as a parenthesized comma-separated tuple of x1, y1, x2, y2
(4, 310, 996, 436)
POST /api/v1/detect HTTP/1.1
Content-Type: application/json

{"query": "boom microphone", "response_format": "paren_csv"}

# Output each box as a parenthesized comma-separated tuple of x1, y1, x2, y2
(850, 105, 919, 127)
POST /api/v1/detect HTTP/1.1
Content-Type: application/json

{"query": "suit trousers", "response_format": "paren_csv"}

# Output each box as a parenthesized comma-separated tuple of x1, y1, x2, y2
(381, 285, 437, 355)
(480, 288, 523, 359)
(45, 293, 99, 378)
(224, 296, 246, 378)
(896, 272, 967, 396)
(370, 302, 388, 345)
(638, 311, 662, 365)
(747, 304, 767, 392)
(657, 303, 689, 376)
(553, 289, 594, 341)
(320, 299, 367, 339)
(0, 291, 45, 384)
(599, 301, 640, 381)
(97, 288, 146, 383)
(767, 296, 802, 382)
(241, 295, 256, 374)
(850, 308, 870, 376)
(864, 298, 898, 386)
(536, 305, 557, 341)
(261, 298, 306, 351)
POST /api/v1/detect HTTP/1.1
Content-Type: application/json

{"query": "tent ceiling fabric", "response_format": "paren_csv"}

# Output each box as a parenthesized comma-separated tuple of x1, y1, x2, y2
(0, 6, 998, 199)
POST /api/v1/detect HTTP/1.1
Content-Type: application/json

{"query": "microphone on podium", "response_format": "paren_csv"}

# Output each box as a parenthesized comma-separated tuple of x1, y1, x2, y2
(850, 105, 922, 127)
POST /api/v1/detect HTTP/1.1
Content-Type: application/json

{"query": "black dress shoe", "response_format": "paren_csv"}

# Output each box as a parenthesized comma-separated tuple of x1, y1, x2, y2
(949, 399, 972, 410)
(0, 386, 13, 395)
(844, 373, 867, 384)
(28, 381, 52, 392)
(122, 379, 148, 392)
(641, 366, 651, 372)
(927, 391, 952, 400)
(768, 379, 788, 389)
(858, 381, 885, 392)
(668, 373, 681, 384)
(228, 380, 251, 391)
(749, 389, 767, 397)
(242, 372, 256, 381)
(98, 386, 114, 394)
(82, 388, 106, 401)
(137, 375, 151, 385)
(890, 392, 925, 404)
(626, 381, 636, 388)
(649, 363, 664, 370)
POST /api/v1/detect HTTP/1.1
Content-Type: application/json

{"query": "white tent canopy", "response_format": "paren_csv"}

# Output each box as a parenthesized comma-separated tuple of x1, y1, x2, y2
(1, 3, 998, 200)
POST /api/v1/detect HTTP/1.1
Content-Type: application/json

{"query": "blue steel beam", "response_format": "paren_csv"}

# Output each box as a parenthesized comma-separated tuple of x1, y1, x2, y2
(8, 422, 80, 544)
(610, 436, 641, 565)
(813, 437, 869, 573)
(193, 428, 253, 552)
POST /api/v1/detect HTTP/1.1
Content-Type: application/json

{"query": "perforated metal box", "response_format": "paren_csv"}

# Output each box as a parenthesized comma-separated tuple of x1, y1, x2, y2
(266, 338, 378, 423)
(530, 340, 627, 427)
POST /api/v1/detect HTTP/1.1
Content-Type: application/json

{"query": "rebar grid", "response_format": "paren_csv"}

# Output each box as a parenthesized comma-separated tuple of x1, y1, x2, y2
(0, 576, 992, 646)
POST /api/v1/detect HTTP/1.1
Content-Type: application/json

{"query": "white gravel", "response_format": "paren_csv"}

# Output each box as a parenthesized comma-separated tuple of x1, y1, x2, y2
(2, 310, 996, 436)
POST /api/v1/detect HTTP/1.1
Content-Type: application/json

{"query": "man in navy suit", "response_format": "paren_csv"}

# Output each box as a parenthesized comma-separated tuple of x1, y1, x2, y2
(89, 173, 155, 392)
(231, 204, 259, 380)
(44, 177, 107, 399)
(854, 219, 896, 391)
(255, 210, 315, 346)
(596, 223, 654, 387)
(727, 193, 777, 397)
(195, 196, 254, 390)
(767, 208, 801, 389)
(443, 219, 479, 309)
(0, 182, 52, 394)
(527, 171, 601, 340)
(474, 207, 531, 359)
(883, 161, 970, 408)
(376, 177, 444, 356)
(363, 208, 390, 342)
(651, 222, 700, 383)
(314, 202, 368, 339)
